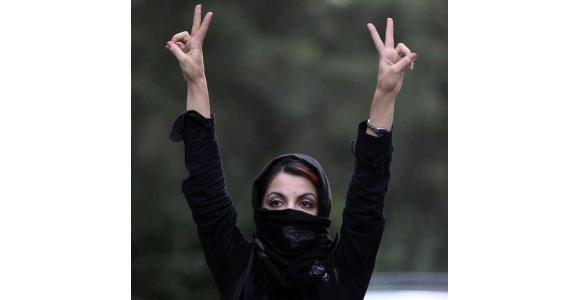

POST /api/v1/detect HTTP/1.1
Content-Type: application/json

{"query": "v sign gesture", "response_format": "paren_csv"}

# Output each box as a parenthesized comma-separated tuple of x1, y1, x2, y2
(166, 4, 214, 118)
(367, 18, 417, 95)
(364, 18, 417, 135)
(166, 4, 213, 84)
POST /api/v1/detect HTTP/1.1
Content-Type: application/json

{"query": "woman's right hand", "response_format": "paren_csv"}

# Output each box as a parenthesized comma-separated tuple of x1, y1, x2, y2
(166, 4, 213, 85)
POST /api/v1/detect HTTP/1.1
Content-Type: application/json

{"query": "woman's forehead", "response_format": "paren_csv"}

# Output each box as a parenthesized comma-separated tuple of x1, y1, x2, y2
(265, 173, 317, 193)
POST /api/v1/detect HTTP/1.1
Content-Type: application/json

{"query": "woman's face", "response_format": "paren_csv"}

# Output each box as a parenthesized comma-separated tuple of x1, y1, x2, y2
(262, 172, 319, 216)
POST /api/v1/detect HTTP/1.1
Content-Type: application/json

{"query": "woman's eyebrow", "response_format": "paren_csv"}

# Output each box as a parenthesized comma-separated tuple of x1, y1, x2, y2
(266, 191, 286, 198)
(298, 193, 317, 200)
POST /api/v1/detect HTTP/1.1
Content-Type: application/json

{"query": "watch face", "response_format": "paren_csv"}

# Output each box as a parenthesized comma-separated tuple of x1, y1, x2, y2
(375, 129, 389, 137)
(367, 120, 390, 137)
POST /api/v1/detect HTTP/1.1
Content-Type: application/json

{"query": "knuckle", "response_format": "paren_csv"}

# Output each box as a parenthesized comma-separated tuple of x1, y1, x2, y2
(173, 31, 189, 40)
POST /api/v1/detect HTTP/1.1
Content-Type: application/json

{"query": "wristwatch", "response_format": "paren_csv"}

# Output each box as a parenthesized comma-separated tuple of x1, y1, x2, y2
(366, 119, 391, 137)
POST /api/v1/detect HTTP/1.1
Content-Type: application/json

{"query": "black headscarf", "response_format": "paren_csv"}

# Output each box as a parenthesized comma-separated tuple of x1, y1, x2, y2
(252, 154, 332, 217)
(251, 154, 338, 297)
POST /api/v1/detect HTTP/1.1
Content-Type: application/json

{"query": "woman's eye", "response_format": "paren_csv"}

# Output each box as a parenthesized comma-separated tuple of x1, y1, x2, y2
(270, 200, 283, 207)
(299, 201, 313, 208)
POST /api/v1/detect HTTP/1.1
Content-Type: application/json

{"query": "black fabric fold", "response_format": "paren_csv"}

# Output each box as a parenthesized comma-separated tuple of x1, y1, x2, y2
(169, 110, 215, 142)
(352, 120, 394, 167)
(253, 208, 335, 295)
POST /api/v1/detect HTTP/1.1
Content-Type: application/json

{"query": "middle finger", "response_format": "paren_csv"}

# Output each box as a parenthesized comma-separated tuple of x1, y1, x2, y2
(192, 4, 202, 32)
(385, 18, 394, 49)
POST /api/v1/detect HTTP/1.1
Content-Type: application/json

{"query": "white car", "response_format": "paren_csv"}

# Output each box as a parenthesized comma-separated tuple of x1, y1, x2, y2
(365, 272, 448, 300)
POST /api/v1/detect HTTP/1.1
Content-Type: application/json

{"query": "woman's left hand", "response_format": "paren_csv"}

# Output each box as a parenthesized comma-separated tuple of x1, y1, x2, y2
(367, 18, 417, 95)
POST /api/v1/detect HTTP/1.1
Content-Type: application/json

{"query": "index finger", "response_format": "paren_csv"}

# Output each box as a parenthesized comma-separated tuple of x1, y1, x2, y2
(385, 18, 394, 49)
(199, 12, 214, 38)
(367, 23, 386, 56)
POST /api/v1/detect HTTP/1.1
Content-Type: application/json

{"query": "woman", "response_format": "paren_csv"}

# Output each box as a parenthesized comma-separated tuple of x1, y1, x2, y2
(166, 4, 416, 299)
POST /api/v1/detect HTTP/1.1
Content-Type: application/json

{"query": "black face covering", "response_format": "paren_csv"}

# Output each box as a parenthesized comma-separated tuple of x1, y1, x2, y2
(253, 208, 334, 293)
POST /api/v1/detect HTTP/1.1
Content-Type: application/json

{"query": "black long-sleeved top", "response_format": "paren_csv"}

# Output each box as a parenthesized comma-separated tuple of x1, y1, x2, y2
(170, 110, 393, 299)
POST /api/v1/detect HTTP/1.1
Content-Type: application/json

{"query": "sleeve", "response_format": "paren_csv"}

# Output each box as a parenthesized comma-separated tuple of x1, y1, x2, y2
(170, 110, 252, 294)
(333, 120, 393, 299)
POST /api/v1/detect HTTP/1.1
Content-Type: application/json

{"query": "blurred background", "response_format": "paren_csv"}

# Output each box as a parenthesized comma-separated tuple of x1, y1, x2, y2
(132, 0, 447, 298)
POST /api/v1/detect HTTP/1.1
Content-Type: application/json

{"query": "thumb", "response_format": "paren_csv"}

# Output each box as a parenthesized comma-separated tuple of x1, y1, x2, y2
(165, 41, 188, 62)
(392, 53, 417, 73)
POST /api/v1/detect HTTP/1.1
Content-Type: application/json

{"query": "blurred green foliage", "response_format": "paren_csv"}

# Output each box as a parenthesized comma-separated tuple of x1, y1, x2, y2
(132, 0, 447, 299)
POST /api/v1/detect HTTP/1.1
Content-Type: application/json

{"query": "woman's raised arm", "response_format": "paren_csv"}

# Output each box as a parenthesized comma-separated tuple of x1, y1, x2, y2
(333, 18, 416, 299)
(167, 6, 252, 297)
(166, 4, 213, 118)
(365, 18, 416, 135)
